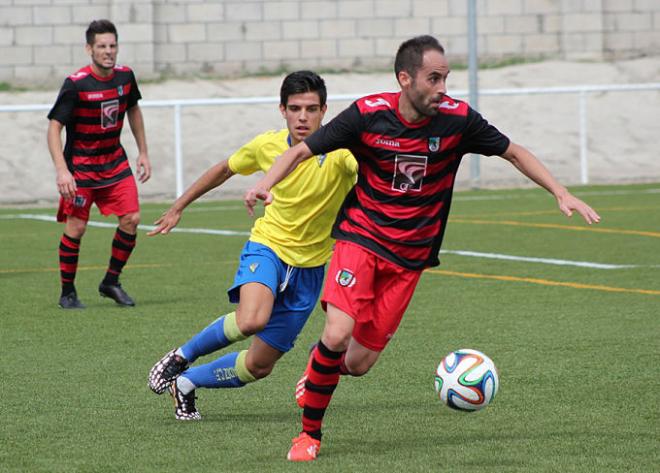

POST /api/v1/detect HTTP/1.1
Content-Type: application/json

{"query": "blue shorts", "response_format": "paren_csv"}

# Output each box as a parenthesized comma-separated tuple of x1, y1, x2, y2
(227, 241, 324, 353)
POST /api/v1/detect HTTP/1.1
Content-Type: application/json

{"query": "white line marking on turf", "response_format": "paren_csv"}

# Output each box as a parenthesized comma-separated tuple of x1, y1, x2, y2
(439, 250, 638, 269)
(0, 213, 250, 236)
(453, 188, 660, 202)
(3, 213, 655, 269)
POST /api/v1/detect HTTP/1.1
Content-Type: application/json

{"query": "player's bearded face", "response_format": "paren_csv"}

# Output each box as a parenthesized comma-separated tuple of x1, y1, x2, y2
(408, 51, 449, 117)
(87, 33, 118, 73)
(280, 92, 327, 145)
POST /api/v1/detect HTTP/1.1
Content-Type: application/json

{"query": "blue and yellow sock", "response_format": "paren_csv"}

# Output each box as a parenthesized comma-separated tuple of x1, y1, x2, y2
(179, 311, 247, 362)
(178, 350, 257, 392)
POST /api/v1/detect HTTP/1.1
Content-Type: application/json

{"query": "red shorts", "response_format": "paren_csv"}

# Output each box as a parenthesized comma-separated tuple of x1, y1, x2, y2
(321, 241, 422, 352)
(57, 176, 139, 223)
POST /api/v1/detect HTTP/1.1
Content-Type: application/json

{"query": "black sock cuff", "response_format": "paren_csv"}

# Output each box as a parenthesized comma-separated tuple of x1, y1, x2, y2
(116, 227, 137, 241)
(63, 233, 81, 245)
(317, 340, 344, 360)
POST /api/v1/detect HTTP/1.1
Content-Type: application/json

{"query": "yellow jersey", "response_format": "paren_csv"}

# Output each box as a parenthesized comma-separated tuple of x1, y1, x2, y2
(228, 129, 357, 267)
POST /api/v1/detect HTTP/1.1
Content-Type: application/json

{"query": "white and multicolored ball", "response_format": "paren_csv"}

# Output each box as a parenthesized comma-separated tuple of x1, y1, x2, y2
(434, 348, 499, 412)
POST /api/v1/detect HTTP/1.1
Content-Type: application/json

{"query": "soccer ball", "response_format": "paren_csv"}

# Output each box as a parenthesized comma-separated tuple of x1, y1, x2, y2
(434, 348, 499, 412)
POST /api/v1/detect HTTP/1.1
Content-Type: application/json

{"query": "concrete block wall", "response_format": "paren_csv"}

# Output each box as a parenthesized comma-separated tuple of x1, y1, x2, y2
(0, 0, 658, 86)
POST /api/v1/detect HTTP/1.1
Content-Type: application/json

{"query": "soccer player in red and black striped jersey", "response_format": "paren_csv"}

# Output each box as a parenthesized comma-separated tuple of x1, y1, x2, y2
(47, 19, 151, 309)
(245, 36, 601, 461)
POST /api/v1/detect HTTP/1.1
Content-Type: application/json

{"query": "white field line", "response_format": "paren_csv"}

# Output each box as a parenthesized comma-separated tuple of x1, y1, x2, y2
(453, 187, 660, 202)
(3, 213, 652, 270)
(438, 250, 638, 269)
(0, 213, 250, 236)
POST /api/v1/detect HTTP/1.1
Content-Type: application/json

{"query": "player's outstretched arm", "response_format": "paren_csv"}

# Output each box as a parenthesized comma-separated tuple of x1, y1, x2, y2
(244, 141, 313, 216)
(148, 159, 235, 236)
(500, 142, 601, 225)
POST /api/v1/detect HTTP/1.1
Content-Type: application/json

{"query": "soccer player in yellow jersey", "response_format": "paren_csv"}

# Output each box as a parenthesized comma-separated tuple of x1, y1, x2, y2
(147, 71, 357, 420)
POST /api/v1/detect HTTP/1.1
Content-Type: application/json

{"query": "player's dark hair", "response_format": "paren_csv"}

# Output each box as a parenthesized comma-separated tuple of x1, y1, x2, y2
(86, 19, 118, 45)
(280, 70, 327, 107)
(395, 35, 445, 79)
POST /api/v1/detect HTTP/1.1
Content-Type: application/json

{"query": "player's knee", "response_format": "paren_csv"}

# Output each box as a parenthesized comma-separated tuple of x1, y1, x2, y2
(246, 360, 275, 380)
(322, 330, 351, 352)
(235, 311, 268, 336)
(344, 360, 371, 377)
(119, 212, 140, 232)
(66, 220, 87, 239)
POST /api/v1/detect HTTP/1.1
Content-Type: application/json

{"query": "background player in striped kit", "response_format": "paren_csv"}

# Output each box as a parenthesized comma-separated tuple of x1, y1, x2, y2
(245, 35, 601, 461)
(147, 71, 357, 421)
(47, 19, 151, 309)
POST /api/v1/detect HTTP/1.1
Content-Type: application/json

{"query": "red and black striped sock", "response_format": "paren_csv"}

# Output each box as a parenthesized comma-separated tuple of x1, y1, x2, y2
(59, 233, 80, 296)
(102, 227, 136, 285)
(302, 340, 345, 441)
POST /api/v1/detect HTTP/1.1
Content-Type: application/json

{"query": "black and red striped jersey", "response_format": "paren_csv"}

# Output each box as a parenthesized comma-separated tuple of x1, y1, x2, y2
(304, 91, 510, 270)
(47, 64, 142, 188)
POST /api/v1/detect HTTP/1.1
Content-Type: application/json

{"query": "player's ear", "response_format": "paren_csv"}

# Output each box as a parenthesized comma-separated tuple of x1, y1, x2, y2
(320, 104, 327, 116)
(279, 103, 286, 118)
(85, 42, 92, 56)
(398, 70, 412, 88)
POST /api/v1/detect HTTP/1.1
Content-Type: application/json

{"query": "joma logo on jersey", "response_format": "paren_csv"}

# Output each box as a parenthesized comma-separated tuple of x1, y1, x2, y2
(392, 154, 427, 192)
(376, 138, 400, 148)
(101, 99, 119, 129)
(335, 269, 356, 288)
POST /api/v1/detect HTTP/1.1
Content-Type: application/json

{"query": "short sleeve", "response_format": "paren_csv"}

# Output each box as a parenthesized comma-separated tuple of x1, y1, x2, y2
(305, 103, 363, 156)
(460, 107, 510, 156)
(227, 135, 263, 176)
(127, 71, 142, 109)
(47, 78, 78, 125)
(341, 149, 358, 177)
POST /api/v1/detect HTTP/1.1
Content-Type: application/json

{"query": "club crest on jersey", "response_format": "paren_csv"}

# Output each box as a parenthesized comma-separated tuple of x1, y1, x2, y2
(316, 154, 327, 167)
(249, 263, 259, 273)
(101, 99, 119, 129)
(428, 137, 440, 152)
(392, 154, 427, 193)
(117, 85, 124, 96)
(73, 195, 87, 207)
(335, 269, 356, 288)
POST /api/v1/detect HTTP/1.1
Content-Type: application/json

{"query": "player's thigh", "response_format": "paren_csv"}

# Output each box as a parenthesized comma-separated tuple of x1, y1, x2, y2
(245, 336, 284, 379)
(96, 177, 139, 220)
(256, 265, 324, 353)
(321, 303, 357, 351)
(57, 188, 94, 233)
(235, 282, 275, 334)
(351, 263, 422, 352)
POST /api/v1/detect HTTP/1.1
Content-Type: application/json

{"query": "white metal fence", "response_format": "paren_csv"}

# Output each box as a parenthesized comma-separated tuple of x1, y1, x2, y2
(2, 82, 659, 198)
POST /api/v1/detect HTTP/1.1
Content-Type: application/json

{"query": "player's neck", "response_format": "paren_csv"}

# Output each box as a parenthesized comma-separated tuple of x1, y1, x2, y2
(90, 62, 114, 78)
(397, 94, 426, 124)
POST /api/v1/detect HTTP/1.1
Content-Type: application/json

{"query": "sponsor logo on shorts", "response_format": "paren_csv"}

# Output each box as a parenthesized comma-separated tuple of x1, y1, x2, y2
(336, 269, 356, 287)
(249, 263, 259, 273)
(74, 195, 87, 207)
